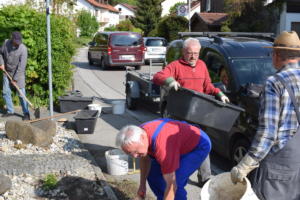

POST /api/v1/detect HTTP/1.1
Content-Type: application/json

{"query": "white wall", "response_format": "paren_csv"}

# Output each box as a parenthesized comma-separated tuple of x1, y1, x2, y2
(100, 10, 119, 31)
(0, 0, 25, 7)
(161, 0, 187, 17)
(279, 3, 300, 34)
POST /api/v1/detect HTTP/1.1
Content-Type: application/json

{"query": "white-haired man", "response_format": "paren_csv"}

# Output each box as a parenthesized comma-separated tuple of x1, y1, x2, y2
(153, 37, 229, 186)
(116, 118, 211, 200)
(231, 31, 300, 199)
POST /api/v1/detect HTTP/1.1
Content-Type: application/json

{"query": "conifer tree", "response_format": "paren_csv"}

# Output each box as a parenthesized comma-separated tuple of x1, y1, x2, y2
(130, 0, 162, 36)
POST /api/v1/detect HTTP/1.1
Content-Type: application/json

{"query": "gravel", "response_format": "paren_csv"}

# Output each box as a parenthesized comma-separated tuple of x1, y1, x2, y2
(0, 121, 107, 200)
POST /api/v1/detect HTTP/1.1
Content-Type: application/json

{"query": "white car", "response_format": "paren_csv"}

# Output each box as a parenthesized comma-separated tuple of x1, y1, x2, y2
(143, 37, 167, 64)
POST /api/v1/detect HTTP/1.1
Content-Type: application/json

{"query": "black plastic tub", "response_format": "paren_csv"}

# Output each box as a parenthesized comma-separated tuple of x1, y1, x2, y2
(59, 96, 93, 113)
(166, 88, 245, 132)
(74, 110, 98, 134)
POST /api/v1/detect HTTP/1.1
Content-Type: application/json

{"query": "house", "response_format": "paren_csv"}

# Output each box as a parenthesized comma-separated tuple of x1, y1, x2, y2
(114, 3, 136, 21)
(190, 12, 228, 31)
(161, 0, 187, 17)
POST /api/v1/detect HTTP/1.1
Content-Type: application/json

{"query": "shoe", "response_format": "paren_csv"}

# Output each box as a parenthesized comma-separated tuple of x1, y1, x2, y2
(22, 113, 30, 121)
(1, 113, 14, 117)
(197, 174, 211, 188)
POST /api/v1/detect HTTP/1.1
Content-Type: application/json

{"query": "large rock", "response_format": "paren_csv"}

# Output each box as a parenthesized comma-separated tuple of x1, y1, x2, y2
(0, 174, 12, 194)
(31, 120, 57, 137)
(5, 120, 56, 147)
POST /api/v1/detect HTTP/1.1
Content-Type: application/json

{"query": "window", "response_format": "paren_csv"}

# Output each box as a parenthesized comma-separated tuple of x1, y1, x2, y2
(111, 34, 142, 46)
(119, 8, 122, 11)
(291, 22, 300, 37)
(145, 39, 167, 47)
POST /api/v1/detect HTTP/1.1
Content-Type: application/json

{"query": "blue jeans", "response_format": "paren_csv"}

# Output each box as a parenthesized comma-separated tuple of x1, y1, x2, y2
(2, 75, 29, 115)
(147, 130, 211, 200)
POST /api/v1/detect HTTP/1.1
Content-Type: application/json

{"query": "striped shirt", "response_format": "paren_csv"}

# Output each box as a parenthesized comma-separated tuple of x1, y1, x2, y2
(249, 62, 300, 161)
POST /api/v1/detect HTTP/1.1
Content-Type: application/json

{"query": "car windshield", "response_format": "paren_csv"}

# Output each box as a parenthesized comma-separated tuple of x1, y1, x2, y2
(231, 58, 276, 86)
(111, 34, 142, 46)
(145, 39, 166, 47)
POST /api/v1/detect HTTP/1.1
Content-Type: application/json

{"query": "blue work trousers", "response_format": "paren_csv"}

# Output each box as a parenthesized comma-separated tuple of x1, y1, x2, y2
(2, 75, 29, 115)
(147, 130, 211, 200)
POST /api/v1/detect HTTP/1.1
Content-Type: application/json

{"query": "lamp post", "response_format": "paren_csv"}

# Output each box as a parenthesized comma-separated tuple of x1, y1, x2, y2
(46, 0, 54, 117)
(188, 0, 191, 32)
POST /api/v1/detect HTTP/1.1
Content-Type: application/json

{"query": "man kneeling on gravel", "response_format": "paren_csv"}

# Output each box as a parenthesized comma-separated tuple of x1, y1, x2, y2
(116, 118, 211, 200)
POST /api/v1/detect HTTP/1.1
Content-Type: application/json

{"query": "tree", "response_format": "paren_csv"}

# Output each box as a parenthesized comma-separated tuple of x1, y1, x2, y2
(130, 0, 162, 36)
(156, 15, 188, 42)
(76, 10, 99, 37)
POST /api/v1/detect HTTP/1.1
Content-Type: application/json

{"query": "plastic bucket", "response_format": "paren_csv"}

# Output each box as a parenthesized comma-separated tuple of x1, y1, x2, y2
(112, 100, 125, 115)
(88, 104, 102, 117)
(200, 172, 259, 200)
(105, 149, 128, 175)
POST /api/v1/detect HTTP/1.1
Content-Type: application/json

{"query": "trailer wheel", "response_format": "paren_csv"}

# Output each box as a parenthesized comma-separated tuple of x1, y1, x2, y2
(231, 138, 250, 166)
(126, 93, 138, 110)
(134, 65, 141, 70)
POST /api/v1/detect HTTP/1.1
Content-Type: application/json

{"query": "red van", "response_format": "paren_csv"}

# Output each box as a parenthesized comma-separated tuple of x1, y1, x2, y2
(88, 31, 145, 70)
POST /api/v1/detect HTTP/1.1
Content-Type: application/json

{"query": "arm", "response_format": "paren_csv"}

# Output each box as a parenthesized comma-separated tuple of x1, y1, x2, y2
(136, 156, 151, 199)
(12, 45, 27, 81)
(0, 42, 4, 70)
(153, 62, 176, 86)
(163, 172, 177, 200)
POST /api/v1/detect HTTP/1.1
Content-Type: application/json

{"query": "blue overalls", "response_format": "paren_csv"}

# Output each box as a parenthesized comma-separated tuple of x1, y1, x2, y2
(143, 118, 211, 200)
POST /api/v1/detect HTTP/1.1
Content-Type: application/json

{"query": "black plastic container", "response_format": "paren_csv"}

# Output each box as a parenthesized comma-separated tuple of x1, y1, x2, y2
(74, 110, 98, 134)
(59, 96, 93, 113)
(166, 88, 245, 132)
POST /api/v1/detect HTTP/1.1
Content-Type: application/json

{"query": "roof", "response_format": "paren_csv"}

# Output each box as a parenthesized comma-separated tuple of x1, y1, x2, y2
(86, 0, 119, 13)
(119, 3, 137, 12)
(191, 0, 200, 11)
(195, 12, 228, 26)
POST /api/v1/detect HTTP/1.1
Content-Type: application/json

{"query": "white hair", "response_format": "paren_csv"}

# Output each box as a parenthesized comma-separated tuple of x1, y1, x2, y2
(116, 125, 144, 147)
(183, 37, 201, 49)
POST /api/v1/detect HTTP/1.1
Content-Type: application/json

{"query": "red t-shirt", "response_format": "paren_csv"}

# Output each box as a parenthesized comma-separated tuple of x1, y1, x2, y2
(141, 119, 201, 174)
(152, 59, 220, 95)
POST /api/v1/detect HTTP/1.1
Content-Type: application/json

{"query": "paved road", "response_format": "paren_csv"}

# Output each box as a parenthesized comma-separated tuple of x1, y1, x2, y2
(72, 47, 231, 199)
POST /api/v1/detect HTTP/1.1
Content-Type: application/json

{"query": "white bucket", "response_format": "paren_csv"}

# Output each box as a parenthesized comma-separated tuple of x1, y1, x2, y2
(88, 104, 102, 117)
(200, 172, 259, 200)
(105, 149, 128, 175)
(111, 100, 125, 115)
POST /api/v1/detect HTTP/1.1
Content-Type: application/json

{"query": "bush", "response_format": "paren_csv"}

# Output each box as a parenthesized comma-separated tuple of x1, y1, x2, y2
(156, 16, 188, 42)
(104, 20, 142, 33)
(42, 174, 58, 190)
(76, 10, 99, 37)
(0, 5, 76, 107)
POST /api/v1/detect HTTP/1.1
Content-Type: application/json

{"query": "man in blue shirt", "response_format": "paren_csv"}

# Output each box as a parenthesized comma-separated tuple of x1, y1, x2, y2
(231, 31, 300, 199)
(0, 32, 30, 120)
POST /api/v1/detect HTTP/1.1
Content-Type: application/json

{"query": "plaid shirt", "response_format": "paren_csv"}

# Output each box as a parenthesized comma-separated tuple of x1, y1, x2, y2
(249, 62, 300, 161)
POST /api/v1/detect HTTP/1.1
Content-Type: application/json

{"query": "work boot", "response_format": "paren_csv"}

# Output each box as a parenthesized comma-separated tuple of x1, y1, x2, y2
(1, 112, 14, 117)
(22, 113, 30, 121)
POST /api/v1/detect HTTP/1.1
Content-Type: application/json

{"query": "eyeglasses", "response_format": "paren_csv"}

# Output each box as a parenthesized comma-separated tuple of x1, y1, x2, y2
(185, 52, 199, 56)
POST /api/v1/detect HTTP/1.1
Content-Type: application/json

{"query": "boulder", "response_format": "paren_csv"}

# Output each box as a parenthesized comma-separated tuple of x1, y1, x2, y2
(5, 120, 55, 148)
(0, 174, 12, 194)
(31, 120, 57, 137)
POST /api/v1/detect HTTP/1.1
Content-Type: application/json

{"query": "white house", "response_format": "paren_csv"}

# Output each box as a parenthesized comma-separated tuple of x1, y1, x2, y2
(114, 3, 136, 21)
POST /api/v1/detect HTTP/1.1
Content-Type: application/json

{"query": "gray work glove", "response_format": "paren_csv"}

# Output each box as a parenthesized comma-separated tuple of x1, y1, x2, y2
(164, 77, 181, 91)
(231, 154, 259, 184)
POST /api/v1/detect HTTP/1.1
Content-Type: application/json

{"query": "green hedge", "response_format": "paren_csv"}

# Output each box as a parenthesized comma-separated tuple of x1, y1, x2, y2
(0, 5, 76, 107)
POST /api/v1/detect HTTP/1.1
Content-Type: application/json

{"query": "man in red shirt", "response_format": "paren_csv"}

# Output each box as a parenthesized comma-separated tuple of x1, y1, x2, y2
(153, 38, 229, 187)
(116, 118, 211, 200)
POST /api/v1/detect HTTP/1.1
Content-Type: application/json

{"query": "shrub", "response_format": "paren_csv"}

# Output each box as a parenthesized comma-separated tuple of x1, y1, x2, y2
(0, 5, 76, 107)
(42, 174, 58, 190)
(156, 16, 188, 42)
(76, 10, 99, 37)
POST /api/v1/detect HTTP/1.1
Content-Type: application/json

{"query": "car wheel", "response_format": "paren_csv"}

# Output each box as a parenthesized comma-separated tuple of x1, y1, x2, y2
(126, 92, 138, 110)
(100, 59, 107, 70)
(134, 65, 141, 70)
(231, 138, 250, 165)
(88, 54, 93, 65)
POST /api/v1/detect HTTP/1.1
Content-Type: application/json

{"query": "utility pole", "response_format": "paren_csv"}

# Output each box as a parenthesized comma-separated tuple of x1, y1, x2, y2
(188, 0, 191, 32)
(46, 0, 54, 117)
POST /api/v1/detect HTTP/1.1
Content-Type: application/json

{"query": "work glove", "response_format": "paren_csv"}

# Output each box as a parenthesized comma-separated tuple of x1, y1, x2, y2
(164, 77, 181, 91)
(217, 92, 230, 103)
(231, 154, 259, 184)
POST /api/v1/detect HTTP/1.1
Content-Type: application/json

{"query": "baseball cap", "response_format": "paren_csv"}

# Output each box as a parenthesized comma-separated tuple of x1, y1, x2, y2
(11, 31, 22, 45)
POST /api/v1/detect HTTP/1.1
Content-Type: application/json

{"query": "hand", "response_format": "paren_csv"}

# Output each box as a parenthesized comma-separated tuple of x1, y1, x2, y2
(135, 185, 146, 200)
(168, 80, 180, 91)
(221, 95, 230, 103)
(0, 65, 4, 71)
(230, 154, 259, 184)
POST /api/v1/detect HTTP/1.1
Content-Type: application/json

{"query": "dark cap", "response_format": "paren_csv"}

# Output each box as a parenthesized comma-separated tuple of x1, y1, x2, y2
(11, 31, 22, 45)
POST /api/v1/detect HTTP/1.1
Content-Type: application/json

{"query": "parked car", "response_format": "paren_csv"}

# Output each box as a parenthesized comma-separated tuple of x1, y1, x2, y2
(143, 37, 167, 65)
(88, 31, 145, 70)
(163, 32, 276, 164)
